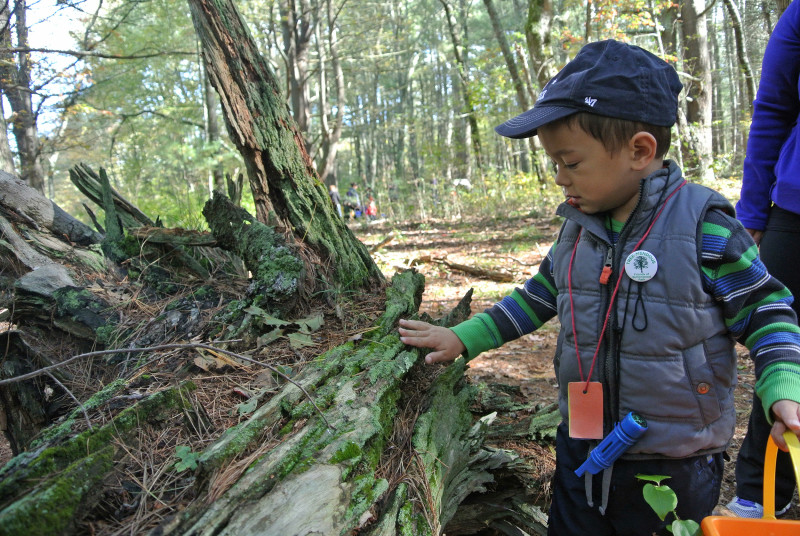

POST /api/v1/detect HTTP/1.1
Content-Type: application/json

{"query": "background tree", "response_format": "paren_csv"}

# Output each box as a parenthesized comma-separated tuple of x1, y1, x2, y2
(0, 0, 46, 191)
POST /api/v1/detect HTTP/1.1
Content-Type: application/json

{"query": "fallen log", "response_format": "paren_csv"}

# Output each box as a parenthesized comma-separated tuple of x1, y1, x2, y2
(413, 255, 516, 283)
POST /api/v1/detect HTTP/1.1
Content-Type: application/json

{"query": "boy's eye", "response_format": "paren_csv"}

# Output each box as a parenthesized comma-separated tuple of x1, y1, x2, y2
(564, 162, 578, 170)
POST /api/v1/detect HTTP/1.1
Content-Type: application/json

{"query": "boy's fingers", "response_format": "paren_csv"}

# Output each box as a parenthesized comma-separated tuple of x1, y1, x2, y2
(425, 351, 450, 364)
(772, 421, 789, 451)
(398, 318, 429, 330)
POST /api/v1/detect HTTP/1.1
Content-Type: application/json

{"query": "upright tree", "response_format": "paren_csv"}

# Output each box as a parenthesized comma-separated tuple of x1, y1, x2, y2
(0, 0, 46, 191)
(187, 0, 384, 296)
(681, 0, 715, 182)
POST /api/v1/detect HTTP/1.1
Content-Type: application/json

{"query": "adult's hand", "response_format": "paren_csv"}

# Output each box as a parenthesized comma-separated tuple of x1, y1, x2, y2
(745, 228, 764, 246)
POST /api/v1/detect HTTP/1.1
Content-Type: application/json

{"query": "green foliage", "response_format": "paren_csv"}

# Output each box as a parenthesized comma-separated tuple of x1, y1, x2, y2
(33, 0, 770, 228)
(173, 445, 200, 472)
(636, 474, 701, 535)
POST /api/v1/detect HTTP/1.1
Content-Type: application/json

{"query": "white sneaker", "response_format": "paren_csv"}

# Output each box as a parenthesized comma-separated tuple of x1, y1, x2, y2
(727, 496, 792, 518)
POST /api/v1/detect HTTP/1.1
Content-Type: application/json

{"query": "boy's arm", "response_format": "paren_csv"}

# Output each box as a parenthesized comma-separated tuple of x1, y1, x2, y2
(400, 244, 560, 363)
(701, 210, 800, 446)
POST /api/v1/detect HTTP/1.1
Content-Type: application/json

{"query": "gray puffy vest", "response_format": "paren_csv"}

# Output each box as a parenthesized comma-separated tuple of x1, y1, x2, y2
(552, 161, 738, 458)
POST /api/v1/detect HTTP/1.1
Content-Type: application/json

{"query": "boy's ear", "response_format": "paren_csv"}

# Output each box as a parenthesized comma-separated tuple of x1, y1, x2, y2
(629, 132, 658, 170)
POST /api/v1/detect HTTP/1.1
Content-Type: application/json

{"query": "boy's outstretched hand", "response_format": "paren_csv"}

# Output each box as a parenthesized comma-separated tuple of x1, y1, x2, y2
(398, 319, 466, 364)
(770, 399, 800, 451)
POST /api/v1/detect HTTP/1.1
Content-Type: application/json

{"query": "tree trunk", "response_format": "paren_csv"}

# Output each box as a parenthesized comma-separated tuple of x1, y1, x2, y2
(0, 100, 16, 175)
(280, 0, 315, 150)
(187, 0, 384, 296)
(315, 0, 345, 185)
(484, 0, 531, 174)
(440, 0, 485, 185)
(680, 0, 715, 182)
(722, 0, 756, 114)
(203, 66, 224, 193)
(0, 0, 46, 192)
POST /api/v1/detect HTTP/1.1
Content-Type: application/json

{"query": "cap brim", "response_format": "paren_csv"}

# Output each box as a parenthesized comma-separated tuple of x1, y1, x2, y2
(494, 105, 579, 139)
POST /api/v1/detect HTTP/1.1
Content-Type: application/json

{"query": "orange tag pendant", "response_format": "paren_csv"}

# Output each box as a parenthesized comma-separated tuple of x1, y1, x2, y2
(568, 381, 604, 439)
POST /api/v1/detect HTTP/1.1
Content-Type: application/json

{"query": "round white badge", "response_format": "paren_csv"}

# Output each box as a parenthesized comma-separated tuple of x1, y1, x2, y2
(624, 250, 658, 282)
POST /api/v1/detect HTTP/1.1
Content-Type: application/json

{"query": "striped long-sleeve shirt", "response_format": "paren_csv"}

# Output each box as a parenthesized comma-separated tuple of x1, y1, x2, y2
(451, 208, 800, 416)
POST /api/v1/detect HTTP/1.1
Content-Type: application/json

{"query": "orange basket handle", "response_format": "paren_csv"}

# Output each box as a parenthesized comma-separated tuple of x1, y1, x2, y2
(763, 431, 800, 520)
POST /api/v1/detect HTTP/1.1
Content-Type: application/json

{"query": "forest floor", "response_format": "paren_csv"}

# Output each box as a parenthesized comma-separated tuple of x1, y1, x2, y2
(353, 214, 800, 521)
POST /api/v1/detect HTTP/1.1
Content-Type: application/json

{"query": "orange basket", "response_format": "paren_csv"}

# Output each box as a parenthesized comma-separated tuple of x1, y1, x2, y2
(701, 431, 800, 535)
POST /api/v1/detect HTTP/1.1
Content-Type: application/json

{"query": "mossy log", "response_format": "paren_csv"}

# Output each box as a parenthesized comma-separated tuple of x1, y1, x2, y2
(157, 271, 548, 536)
(0, 383, 195, 535)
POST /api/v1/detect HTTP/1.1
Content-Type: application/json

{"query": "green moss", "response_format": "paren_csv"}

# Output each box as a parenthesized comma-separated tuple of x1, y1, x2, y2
(0, 384, 194, 503)
(329, 441, 361, 465)
(0, 446, 114, 536)
(397, 498, 431, 535)
(28, 378, 127, 448)
(94, 324, 121, 346)
(345, 473, 389, 529)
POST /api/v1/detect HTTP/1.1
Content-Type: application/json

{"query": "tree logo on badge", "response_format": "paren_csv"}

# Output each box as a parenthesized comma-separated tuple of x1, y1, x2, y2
(624, 250, 657, 282)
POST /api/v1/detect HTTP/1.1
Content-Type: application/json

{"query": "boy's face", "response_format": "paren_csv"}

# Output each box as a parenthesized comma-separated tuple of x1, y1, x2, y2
(538, 121, 646, 222)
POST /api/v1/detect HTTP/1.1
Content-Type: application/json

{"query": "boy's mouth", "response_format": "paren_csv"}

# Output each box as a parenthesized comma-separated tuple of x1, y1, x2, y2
(566, 196, 580, 208)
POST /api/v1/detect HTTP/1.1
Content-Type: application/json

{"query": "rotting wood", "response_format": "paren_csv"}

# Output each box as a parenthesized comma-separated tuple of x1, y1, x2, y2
(0, 383, 196, 535)
(129, 226, 217, 247)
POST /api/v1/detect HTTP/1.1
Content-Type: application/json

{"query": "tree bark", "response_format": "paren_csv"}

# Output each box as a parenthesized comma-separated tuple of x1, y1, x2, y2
(0, 100, 16, 175)
(315, 0, 345, 184)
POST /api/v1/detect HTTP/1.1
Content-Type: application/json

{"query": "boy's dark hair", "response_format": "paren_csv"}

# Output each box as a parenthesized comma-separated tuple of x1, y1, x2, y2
(552, 112, 672, 159)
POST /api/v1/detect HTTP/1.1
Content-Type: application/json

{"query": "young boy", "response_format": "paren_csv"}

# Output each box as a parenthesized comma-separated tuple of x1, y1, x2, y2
(398, 40, 800, 535)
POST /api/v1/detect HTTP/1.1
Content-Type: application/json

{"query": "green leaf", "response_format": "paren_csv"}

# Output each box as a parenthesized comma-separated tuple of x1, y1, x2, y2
(670, 519, 701, 536)
(635, 473, 671, 485)
(243, 307, 290, 327)
(173, 445, 199, 472)
(242, 305, 264, 316)
(236, 397, 259, 416)
(297, 312, 324, 333)
(642, 483, 677, 521)
(288, 332, 315, 349)
(257, 327, 283, 347)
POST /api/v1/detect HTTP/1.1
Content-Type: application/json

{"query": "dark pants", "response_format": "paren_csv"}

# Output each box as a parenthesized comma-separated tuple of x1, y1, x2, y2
(548, 423, 723, 536)
(735, 205, 800, 507)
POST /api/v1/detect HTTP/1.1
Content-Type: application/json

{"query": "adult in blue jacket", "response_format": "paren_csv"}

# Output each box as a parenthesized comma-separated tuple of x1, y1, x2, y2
(731, 0, 800, 518)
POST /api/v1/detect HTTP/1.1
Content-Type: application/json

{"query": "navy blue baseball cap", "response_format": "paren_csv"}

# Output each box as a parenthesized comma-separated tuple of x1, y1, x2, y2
(495, 40, 683, 139)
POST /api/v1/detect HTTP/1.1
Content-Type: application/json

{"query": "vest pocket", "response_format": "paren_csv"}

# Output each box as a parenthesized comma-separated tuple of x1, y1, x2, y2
(618, 342, 724, 427)
(682, 342, 723, 425)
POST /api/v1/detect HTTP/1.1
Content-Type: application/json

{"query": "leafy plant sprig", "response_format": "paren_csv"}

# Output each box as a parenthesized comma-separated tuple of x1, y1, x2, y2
(636, 474, 701, 536)
(174, 445, 201, 472)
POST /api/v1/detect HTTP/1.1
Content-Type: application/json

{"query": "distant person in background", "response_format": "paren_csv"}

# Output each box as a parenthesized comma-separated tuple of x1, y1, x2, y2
(729, 0, 800, 519)
(345, 182, 362, 218)
(366, 196, 378, 220)
(328, 183, 343, 217)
